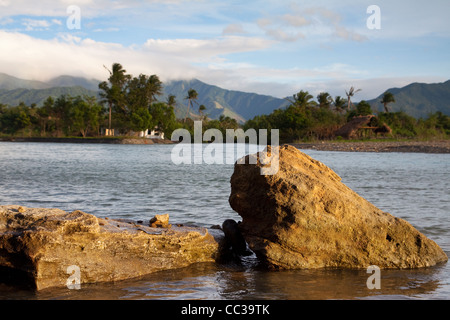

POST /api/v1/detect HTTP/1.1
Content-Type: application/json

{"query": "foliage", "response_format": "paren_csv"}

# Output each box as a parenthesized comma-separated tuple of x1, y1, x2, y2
(347, 100, 373, 120)
(380, 91, 395, 112)
(244, 90, 346, 143)
(0, 95, 105, 137)
(71, 96, 104, 137)
(244, 89, 450, 143)
(1, 73, 449, 142)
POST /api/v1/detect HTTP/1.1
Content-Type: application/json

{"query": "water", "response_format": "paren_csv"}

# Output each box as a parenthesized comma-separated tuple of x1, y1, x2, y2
(0, 142, 449, 300)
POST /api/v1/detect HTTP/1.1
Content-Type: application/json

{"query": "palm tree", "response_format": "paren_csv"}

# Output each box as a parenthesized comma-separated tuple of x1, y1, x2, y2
(184, 88, 198, 122)
(334, 96, 347, 113)
(317, 92, 333, 109)
(108, 63, 129, 88)
(166, 95, 177, 108)
(345, 86, 362, 111)
(147, 75, 163, 106)
(287, 90, 316, 110)
(199, 104, 207, 121)
(99, 63, 130, 130)
(380, 91, 395, 113)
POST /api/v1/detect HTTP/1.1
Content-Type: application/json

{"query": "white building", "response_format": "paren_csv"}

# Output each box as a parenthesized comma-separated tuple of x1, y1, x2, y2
(138, 127, 165, 139)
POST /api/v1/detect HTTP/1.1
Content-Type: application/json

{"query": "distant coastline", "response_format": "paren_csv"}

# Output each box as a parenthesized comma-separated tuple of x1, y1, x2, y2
(1, 136, 449, 153)
(291, 140, 450, 154)
(0, 137, 174, 145)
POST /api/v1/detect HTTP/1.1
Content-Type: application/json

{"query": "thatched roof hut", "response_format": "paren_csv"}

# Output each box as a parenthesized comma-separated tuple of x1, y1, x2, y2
(333, 115, 391, 139)
(334, 115, 374, 139)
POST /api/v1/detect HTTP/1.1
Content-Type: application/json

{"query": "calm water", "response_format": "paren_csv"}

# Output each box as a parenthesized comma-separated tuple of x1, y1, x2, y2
(0, 142, 449, 300)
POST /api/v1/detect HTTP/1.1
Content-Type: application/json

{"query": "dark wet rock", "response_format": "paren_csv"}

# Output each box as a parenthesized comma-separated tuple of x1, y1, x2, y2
(221, 219, 252, 257)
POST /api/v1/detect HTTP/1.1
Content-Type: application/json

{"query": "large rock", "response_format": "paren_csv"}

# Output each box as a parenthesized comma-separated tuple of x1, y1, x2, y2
(0, 206, 220, 290)
(229, 145, 448, 269)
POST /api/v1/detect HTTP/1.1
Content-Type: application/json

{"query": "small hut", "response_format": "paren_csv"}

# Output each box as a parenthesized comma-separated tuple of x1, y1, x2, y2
(334, 115, 391, 139)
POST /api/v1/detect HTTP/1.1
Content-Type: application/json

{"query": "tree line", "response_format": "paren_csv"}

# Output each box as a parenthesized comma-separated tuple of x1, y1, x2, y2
(244, 89, 450, 142)
(0, 66, 449, 142)
(0, 63, 240, 139)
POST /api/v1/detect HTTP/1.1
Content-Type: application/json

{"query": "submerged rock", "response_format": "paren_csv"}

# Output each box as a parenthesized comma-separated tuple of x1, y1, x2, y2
(0, 206, 220, 290)
(229, 145, 448, 270)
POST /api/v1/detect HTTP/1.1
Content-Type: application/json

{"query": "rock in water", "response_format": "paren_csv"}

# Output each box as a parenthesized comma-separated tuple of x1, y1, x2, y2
(222, 219, 252, 257)
(149, 214, 170, 228)
(0, 206, 219, 290)
(229, 145, 448, 269)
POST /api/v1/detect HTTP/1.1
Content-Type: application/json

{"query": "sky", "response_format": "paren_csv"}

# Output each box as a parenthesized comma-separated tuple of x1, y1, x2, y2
(0, 0, 449, 100)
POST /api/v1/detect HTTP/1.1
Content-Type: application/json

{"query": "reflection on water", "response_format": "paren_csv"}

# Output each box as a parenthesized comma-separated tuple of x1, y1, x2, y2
(1, 259, 447, 300)
(0, 142, 449, 300)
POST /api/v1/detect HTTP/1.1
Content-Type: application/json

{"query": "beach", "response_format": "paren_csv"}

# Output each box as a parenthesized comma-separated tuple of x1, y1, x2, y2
(291, 140, 450, 154)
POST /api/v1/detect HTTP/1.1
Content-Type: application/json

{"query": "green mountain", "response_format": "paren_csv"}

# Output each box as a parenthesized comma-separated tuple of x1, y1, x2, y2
(0, 74, 100, 107)
(47, 75, 100, 91)
(0, 73, 50, 90)
(2, 73, 448, 122)
(162, 79, 289, 122)
(0, 86, 99, 107)
(368, 80, 450, 118)
(0, 74, 289, 122)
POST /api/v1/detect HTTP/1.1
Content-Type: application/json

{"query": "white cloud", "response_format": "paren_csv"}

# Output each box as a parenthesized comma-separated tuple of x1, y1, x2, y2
(256, 5, 367, 43)
(22, 18, 51, 31)
(0, 30, 272, 85)
(0, 28, 445, 100)
(52, 19, 63, 26)
(0, 1, 448, 101)
(143, 36, 273, 63)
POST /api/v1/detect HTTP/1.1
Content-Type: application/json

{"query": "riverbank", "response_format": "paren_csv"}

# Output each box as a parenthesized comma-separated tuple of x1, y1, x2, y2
(291, 140, 450, 154)
(0, 137, 174, 145)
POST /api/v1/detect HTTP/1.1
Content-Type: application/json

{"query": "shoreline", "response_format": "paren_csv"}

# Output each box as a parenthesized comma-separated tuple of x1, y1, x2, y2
(0, 137, 174, 145)
(291, 140, 450, 154)
(1, 137, 449, 153)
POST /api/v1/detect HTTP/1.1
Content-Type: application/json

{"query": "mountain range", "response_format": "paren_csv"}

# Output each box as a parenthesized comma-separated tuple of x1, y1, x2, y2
(367, 80, 450, 119)
(0, 72, 449, 121)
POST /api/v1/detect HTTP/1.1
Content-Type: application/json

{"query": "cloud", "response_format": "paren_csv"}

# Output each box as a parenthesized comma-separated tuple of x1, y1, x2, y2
(22, 18, 52, 31)
(0, 29, 367, 98)
(222, 23, 245, 35)
(0, 30, 273, 84)
(256, 6, 367, 43)
(0, 1, 448, 102)
(143, 36, 273, 63)
(93, 27, 119, 32)
(282, 14, 310, 27)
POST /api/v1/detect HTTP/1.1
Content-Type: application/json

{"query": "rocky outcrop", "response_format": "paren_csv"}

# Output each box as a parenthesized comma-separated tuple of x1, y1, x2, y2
(0, 206, 220, 290)
(229, 145, 448, 270)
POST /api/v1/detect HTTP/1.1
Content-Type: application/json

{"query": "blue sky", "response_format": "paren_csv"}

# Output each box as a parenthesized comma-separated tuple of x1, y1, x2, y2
(0, 0, 449, 100)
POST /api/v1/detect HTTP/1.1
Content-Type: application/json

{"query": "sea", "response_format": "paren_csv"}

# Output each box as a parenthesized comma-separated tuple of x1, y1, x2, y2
(0, 142, 448, 300)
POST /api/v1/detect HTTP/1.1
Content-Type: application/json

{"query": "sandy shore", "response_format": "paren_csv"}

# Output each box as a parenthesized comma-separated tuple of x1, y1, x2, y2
(290, 140, 450, 154)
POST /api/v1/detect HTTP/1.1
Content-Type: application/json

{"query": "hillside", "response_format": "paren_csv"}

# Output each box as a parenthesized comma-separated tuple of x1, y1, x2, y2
(0, 74, 289, 123)
(47, 75, 100, 91)
(0, 73, 51, 90)
(0, 86, 99, 107)
(368, 80, 450, 118)
(162, 79, 289, 122)
(1, 73, 449, 122)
